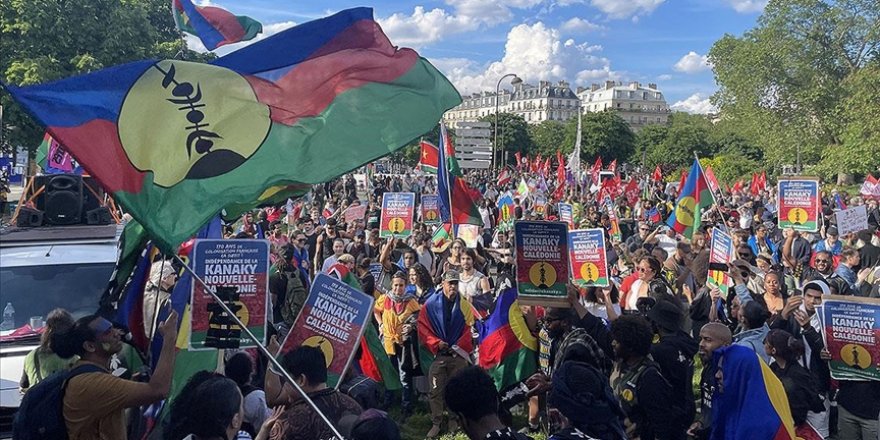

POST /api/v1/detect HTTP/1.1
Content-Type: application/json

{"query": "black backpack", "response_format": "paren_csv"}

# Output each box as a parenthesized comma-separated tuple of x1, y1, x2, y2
(13, 363, 105, 440)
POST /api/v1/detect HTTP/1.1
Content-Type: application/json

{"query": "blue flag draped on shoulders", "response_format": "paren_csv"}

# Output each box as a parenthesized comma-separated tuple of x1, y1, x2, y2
(710, 345, 797, 440)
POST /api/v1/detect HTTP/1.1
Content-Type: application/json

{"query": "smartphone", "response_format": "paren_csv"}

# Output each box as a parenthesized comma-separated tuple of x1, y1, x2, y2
(709, 262, 729, 272)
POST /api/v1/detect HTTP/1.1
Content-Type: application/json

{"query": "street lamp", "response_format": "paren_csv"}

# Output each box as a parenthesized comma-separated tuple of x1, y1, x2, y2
(494, 73, 521, 170)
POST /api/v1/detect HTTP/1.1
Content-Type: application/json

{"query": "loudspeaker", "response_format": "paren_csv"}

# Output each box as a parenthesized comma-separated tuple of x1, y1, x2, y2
(86, 206, 112, 225)
(16, 207, 44, 227)
(44, 174, 83, 225)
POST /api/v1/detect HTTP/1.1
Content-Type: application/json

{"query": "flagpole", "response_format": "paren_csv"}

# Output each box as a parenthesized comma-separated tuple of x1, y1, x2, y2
(693, 152, 733, 232)
(172, 254, 345, 439)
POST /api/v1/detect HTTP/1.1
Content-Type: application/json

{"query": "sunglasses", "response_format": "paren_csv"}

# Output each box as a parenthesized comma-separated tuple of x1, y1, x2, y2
(815, 259, 830, 263)
(637, 267, 652, 273)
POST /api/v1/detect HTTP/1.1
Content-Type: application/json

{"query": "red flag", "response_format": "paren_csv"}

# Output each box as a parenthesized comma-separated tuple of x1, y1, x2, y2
(704, 165, 721, 195)
(418, 140, 439, 173)
(590, 157, 602, 184)
(608, 159, 618, 175)
(624, 178, 640, 206)
(759, 171, 767, 191)
(556, 153, 566, 189)
(652, 165, 663, 182)
(750, 173, 760, 196)
(523, 155, 530, 172)
(497, 168, 511, 187)
(732, 179, 743, 193)
(515, 151, 522, 169)
(543, 157, 552, 176)
(531, 154, 541, 174)
(676, 169, 688, 197)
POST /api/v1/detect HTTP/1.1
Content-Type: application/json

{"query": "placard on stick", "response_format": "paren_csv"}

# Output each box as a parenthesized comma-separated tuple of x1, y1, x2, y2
(820, 295, 880, 381)
(777, 179, 820, 232)
(190, 239, 269, 351)
(707, 228, 733, 296)
(568, 228, 608, 288)
(514, 221, 569, 306)
(421, 194, 441, 224)
(277, 273, 375, 388)
(380, 192, 415, 238)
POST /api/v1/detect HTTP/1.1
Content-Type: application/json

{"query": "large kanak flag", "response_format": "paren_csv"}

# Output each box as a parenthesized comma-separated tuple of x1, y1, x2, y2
(3, 8, 461, 251)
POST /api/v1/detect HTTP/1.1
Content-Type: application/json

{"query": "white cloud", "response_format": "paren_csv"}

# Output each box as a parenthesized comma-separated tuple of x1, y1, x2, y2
(378, 7, 478, 47)
(657, 74, 673, 81)
(673, 51, 712, 73)
(184, 21, 297, 56)
(589, 0, 665, 19)
(671, 93, 717, 114)
(560, 17, 605, 33)
(727, 0, 768, 13)
(431, 22, 618, 94)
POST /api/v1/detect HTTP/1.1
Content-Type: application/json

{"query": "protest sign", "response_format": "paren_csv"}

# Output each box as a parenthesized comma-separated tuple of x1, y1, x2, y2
(707, 229, 733, 295)
(457, 223, 481, 248)
(278, 273, 375, 388)
(421, 194, 441, 224)
(498, 192, 515, 226)
(777, 179, 820, 232)
(190, 239, 268, 351)
(836, 205, 868, 237)
(568, 229, 608, 288)
(558, 203, 574, 229)
(533, 195, 547, 216)
(514, 221, 569, 305)
(343, 204, 367, 224)
(820, 296, 880, 381)
(379, 192, 415, 238)
(602, 196, 622, 242)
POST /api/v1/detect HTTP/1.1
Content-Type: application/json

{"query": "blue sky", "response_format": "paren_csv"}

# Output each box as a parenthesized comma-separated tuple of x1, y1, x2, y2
(190, 0, 769, 113)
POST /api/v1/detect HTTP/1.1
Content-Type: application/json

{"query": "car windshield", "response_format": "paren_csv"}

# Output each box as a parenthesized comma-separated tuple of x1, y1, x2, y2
(0, 263, 115, 342)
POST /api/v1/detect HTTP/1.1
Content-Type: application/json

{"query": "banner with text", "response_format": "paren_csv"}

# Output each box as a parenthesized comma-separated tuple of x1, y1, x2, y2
(707, 229, 733, 296)
(558, 203, 574, 229)
(421, 194, 441, 224)
(380, 192, 415, 238)
(278, 273, 375, 387)
(778, 179, 820, 232)
(568, 228, 608, 288)
(820, 296, 880, 381)
(190, 239, 269, 351)
(515, 221, 569, 305)
(343, 204, 367, 224)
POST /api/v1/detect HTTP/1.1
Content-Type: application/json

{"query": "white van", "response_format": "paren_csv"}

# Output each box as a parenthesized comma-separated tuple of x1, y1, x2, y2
(0, 224, 119, 436)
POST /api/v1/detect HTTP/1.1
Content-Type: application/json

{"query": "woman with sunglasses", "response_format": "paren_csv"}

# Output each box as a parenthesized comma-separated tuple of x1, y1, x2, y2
(621, 257, 663, 313)
(433, 238, 466, 283)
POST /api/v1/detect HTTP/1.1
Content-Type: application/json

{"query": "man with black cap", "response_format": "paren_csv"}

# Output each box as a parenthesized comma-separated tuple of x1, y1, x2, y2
(418, 269, 476, 438)
(813, 226, 843, 256)
(646, 300, 698, 438)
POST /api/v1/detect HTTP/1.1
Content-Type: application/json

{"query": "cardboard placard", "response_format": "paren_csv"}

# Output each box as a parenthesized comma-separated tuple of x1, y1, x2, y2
(836, 205, 868, 237)
(777, 179, 820, 232)
(379, 192, 415, 238)
(190, 239, 269, 351)
(277, 273, 375, 388)
(558, 203, 574, 229)
(568, 228, 608, 288)
(820, 296, 880, 381)
(343, 204, 367, 224)
(514, 221, 569, 305)
(707, 228, 733, 296)
(421, 194, 441, 224)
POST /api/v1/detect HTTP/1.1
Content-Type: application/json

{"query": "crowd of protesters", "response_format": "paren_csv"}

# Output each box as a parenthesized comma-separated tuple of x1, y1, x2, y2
(21, 163, 880, 440)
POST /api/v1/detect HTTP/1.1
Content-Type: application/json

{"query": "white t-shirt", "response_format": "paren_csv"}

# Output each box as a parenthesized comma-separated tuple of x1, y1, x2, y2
(459, 270, 487, 300)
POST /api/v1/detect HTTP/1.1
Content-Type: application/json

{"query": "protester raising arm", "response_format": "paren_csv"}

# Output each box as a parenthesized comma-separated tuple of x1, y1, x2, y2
(379, 236, 398, 273)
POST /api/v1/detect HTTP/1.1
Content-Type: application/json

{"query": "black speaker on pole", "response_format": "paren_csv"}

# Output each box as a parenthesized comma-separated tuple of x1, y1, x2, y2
(16, 207, 44, 227)
(44, 174, 83, 225)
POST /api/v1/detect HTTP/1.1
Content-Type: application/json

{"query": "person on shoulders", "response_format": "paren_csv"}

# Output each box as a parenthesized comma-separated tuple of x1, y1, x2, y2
(20, 308, 77, 392)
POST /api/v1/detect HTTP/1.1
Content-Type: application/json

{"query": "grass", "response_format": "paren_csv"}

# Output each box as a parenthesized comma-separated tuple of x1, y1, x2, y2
(384, 399, 548, 440)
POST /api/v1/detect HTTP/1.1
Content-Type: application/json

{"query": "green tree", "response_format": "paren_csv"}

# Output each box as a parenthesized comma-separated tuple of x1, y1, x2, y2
(640, 112, 714, 170)
(708, 0, 879, 180)
(819, 63, 880, 177)
(561, 110, 635, 164)
(700, 155, 760, 186)
(528, 120, 567, 156)
(635, 123, 668, 168)
(478, 112, 533, 164)
(0, 0, 214, 156)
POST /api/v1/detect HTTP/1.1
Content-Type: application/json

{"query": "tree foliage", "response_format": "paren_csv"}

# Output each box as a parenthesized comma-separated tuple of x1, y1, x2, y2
(708, 0, 880, 180)
(0, 0, 214, 155)
(528, 120, 567, 157)
(478, 112, 533, 164)
(561, 110, 635, 164)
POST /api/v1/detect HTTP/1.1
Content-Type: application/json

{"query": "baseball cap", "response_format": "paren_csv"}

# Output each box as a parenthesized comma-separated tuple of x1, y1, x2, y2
(443, 269, 460, 282)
